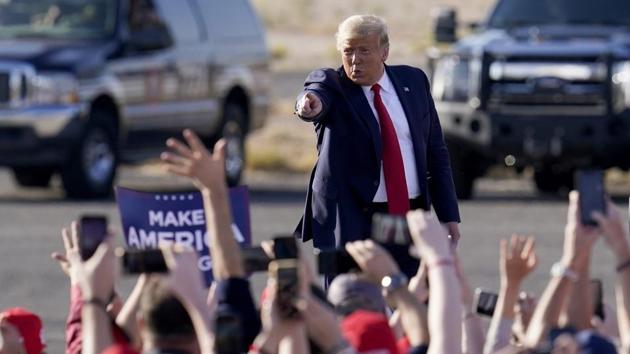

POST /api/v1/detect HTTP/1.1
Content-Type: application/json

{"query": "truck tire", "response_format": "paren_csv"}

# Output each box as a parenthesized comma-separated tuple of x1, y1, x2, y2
(61, 111, 117, 199)
(449, 149, 475, 200)
(12, 167, 53, 188)
(221, 102, 246, 187)
(534, 168, 574, 195)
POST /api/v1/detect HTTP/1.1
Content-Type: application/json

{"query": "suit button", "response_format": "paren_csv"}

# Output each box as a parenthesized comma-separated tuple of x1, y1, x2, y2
(373, 181, 379, 186)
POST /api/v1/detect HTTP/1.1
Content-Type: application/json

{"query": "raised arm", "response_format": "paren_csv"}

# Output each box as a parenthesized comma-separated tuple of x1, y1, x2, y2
(592, 199, 630, 350)
(407, 210, 462, 354)
(524, 191, 599, 347)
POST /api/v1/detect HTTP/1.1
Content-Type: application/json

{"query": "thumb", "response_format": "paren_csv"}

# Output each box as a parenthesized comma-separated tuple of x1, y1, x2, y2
(212, 138, 227, 162)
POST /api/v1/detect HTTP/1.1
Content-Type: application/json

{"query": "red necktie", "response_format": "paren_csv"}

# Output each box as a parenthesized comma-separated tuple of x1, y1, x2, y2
(371, 84, 409, 215)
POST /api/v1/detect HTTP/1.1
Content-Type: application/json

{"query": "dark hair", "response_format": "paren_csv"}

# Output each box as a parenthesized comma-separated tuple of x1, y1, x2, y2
(140, 278, 196, 341)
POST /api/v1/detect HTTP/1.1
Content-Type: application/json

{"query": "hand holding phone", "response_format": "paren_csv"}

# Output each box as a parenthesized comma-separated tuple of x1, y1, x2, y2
(575, 169, 606, 226)
(269, 259, 301, 319)
(79, 215, 108, 260)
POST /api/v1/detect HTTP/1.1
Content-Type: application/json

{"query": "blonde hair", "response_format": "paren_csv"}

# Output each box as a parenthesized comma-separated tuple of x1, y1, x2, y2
(335, 15, 389, 51)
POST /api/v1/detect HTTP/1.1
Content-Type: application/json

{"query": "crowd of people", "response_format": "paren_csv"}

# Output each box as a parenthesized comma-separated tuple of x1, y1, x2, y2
(1, 129, 629, 354)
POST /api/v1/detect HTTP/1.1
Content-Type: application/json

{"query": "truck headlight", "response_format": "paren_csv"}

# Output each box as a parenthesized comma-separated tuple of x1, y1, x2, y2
(432, 55, 476, 103)
(31, 73, 80, 105)
(612, 61, 630, 114)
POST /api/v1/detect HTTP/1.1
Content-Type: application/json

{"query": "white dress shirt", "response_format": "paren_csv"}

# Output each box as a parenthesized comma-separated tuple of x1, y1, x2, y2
(361, 70, 420, 202)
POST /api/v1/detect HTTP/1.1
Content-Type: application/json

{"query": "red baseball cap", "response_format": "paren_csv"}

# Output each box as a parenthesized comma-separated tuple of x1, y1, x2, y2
(0, 307, 46, 354)
(341, 310, 399, 354)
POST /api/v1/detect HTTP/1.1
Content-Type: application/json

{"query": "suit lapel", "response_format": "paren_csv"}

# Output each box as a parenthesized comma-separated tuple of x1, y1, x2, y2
(339, 70, 382, 159)
(386, 66, 423, 145)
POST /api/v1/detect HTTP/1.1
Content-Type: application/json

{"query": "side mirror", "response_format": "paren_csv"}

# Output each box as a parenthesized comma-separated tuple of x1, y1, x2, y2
(432, 7, 458, 43)
(128, 25, 173, 52)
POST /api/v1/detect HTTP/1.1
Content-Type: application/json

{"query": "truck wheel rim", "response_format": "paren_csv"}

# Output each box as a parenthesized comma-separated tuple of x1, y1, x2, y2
(82, 128, 114, 185)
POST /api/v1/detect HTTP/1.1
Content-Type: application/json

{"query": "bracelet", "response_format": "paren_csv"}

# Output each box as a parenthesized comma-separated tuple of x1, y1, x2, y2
(83, 297, 109, 311)
(429, 258, 454, 268)
(616, 258, 630, 273)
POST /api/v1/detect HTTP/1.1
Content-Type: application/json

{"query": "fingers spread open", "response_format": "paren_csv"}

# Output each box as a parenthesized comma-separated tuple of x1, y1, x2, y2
(166, 138, 194, 158)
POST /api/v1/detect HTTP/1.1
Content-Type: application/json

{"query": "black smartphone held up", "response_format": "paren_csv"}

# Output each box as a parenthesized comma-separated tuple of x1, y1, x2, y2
(575, 169, 606, 226)
(120, 249, 168, 274)
(371, 213, 411, 245)
(473, 288, 498, 317)
(79, 215, 108, 260)
(241, 246, 271, 273)
(214, 309, 243, 354)
(272, 235, 299, 259)
(590, 279, 605, 320)
(269, 259, 301, 319)
(316, 248, 360, 275)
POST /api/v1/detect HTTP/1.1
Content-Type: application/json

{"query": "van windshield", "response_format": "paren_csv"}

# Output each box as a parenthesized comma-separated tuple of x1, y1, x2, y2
(0, 0, 117, 39)
(488, 0, 630, 29)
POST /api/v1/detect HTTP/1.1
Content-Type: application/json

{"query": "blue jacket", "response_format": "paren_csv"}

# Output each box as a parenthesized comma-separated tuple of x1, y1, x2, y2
(296, 65, 460, 248)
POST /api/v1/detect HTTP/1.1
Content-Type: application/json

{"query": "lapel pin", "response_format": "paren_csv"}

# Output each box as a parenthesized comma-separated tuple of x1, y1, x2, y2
(403, 87, 410, 92)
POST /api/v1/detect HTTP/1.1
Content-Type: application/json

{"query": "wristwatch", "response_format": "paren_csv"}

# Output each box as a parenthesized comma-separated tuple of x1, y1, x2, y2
(550, 262, 579, 282)
(381, 273, 408, 295)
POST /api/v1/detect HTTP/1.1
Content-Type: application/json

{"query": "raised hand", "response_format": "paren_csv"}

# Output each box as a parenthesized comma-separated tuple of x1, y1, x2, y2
(592, 198, 630, 262)
(501, 235, 537, 287)
(161, 129, 227, 192)
(345, 239, 401, 283)
(406, 210, 452, 264)
(562, 191, 600, 269)
(66, 233, 116, 303)
(295, 91, 322, 118)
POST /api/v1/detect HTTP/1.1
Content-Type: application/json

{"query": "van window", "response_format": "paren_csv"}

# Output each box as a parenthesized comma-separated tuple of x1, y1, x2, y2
(154, 0, 202, 43)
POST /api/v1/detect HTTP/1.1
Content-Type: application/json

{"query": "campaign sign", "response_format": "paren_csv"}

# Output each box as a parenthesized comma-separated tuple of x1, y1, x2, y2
(115, 186, 251, 286)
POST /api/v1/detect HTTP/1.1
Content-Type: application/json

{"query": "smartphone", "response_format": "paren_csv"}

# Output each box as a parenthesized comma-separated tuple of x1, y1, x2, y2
(575, 169, 606, 226)
(120, 249, 168, 274)
(473, 288, 498, 317)
(241, 246, 271, 273)
(317, 248, 360, 275)
(590, 279, 605, 320)
(79, 215, 108, 260)
(214, 309, 243, 354)
(272, 235, 299, 259)
(371, 213, 411, 245)
(269, 259, 301, 319)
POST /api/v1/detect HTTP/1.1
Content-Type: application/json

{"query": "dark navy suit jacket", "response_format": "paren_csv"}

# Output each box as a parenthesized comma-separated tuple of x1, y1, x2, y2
(296, 65, 460, 249)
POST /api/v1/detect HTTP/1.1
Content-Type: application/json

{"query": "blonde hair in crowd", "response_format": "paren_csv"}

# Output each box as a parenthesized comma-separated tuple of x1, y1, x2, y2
(335, 15, 389, 51)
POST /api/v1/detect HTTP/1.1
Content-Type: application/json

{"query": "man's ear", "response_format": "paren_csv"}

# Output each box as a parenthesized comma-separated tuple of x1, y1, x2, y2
(381, 44, 389, 62)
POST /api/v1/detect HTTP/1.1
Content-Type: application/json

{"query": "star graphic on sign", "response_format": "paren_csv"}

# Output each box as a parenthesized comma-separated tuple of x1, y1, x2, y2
(155, 195, 161, 201)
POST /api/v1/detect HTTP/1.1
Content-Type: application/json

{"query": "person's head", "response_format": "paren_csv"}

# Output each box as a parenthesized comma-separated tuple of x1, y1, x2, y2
(138, 278, 199, 354)
(327, 273, 387, 317)
(0, 308, 45, 354)
(336, 15, 389, 86)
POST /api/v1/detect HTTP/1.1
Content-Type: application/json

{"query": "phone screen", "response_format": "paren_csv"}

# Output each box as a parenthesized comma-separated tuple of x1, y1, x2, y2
(576, 170, 606, 226)
(121, 249, 168, 274)
(371, 213, 411, 245)
(474, 288, 498, 317)
(79, 215, 108, 260)
(272, 236, 299, 259)
(271, 260, 301, 319)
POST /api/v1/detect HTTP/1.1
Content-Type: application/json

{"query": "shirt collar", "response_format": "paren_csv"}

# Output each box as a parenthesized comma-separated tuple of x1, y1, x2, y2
(361, 68, 394, 96)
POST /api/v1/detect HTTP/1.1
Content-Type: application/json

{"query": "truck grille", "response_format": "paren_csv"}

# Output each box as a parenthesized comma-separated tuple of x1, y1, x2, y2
(0, 62, 35, 107)
(487, 57, 608, 116)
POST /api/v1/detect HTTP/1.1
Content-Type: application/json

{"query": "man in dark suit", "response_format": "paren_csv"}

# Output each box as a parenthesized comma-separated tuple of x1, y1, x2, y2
(294, 15, 461, 272)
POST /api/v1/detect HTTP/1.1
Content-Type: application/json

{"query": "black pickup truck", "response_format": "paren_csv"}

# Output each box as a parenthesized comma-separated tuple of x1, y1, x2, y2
(429, 0, 630, 198)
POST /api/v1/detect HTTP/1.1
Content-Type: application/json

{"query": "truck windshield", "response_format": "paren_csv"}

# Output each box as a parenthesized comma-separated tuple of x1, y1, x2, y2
(0, 0, 117, 39)
(488, 0, 630, 29)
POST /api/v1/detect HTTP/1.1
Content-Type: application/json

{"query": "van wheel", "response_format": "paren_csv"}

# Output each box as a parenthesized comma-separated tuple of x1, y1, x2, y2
(221, 102, 246, 187)
(12, 167, 54, 187)
(61, 111, 117, 199)
(534, 167, 574, 195)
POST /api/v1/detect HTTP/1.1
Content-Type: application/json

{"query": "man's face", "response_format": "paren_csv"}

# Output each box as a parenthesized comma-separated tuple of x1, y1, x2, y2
(0, 319, 25, 354)
(340, 33, 388, 86)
